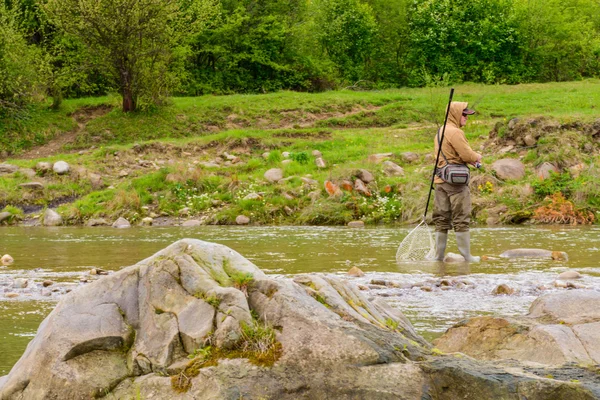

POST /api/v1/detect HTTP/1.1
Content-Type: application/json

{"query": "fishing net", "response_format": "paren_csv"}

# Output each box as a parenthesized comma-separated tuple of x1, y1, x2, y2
(396, 220, 435, 262)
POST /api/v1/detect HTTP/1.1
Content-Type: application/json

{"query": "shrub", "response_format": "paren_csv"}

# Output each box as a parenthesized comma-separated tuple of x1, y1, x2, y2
(533, 193, 594, 225)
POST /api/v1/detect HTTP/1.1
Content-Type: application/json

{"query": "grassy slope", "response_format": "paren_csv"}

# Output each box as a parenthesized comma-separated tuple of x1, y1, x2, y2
(1, 80, 599, 225)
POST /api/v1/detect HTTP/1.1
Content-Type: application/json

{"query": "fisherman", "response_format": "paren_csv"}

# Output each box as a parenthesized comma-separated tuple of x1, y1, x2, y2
(432, 102, 482, 262)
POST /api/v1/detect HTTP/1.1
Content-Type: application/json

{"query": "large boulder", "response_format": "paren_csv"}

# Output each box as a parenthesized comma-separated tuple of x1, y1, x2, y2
(491, 159, 525, 180)
(1, 240, 598, 400)
(434, 290, 600, 367)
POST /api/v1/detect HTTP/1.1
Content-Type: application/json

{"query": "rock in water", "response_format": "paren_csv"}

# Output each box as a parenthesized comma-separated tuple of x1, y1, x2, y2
(42, 209, 63, 226)
(112, 217, 131, 228)
(1, 240, 597, 399)
(500, 248, 568, 260)
(1, 254, 14, 265)
(435, 290, 600, 368)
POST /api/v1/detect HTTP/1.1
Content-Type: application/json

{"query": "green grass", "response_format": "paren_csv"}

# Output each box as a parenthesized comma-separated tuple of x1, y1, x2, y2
(2, 80, 600, 226)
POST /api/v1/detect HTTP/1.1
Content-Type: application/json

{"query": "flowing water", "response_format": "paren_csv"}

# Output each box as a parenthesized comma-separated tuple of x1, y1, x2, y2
(1, 225, 599, 375)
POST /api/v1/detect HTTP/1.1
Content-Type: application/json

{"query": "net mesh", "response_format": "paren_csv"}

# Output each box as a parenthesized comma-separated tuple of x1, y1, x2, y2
(396, 220, 435, 262)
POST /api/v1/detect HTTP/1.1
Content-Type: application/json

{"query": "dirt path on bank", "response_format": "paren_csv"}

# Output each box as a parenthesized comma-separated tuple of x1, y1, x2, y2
(17, 105, 112, 160)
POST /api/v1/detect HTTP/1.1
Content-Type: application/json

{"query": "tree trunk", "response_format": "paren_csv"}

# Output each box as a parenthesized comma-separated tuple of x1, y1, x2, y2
(122, 90, 135, 113)
(121, 69, 136, 112)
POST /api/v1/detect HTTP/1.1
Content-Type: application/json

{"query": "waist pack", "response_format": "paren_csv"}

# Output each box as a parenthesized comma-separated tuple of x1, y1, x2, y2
(436, 163, 470, 185)
(436, 129, 470, 185)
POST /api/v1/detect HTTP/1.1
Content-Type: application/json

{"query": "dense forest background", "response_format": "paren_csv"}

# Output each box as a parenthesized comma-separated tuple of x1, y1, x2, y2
(2, 0, 600, 113)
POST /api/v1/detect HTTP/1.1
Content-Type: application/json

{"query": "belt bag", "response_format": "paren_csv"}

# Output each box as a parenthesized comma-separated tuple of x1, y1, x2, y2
(437, 163, 470, 185)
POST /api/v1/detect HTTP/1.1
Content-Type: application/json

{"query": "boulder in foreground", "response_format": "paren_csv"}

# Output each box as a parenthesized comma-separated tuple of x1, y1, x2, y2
(1, 240, 598, 400)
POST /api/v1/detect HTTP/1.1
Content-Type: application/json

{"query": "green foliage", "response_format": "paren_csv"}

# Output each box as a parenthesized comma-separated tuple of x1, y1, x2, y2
(531, 172, 576, 199)
(0, 2, 42, 116)
(289, 151, 309, 164)
(314, 0, 378, 83)
(44, 0, 218, 111)
(407, 0, 523, 86)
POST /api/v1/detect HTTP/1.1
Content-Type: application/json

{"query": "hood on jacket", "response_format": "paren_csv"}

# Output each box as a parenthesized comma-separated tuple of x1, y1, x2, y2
(446, 101, 469, 128)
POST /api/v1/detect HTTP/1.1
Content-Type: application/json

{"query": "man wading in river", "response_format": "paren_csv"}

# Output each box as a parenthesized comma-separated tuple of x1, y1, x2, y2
(432, 101, 482, 262)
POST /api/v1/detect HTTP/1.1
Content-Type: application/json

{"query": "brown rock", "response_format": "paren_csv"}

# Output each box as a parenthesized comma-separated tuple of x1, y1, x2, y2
(354, 179, 371, 197)
(347, 267, 365, 277)
(367, 153, 393, 163)
(324, 181, 342, 198)
(491, 159, 525, 180)
(492, 284, 515, 295)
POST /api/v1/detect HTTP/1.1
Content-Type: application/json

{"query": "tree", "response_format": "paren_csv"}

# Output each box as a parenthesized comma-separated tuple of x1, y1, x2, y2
(406, 0, 523, 86)
(0, 1, 41, 116)
(314, 0, 378, 84)
(45, 0, 217, 112)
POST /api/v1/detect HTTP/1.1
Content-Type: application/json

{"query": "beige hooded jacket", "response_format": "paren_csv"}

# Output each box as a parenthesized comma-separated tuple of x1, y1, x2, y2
(433, 101, 481, 184)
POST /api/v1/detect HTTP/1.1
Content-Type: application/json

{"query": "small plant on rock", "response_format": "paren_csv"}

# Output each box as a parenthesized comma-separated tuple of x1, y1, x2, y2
(229, 271, 254, 296)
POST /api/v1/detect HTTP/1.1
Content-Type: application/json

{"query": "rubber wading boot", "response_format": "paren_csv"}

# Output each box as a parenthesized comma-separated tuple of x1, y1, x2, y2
(434, 231, 448, 261)
(455, 231, 480, 262)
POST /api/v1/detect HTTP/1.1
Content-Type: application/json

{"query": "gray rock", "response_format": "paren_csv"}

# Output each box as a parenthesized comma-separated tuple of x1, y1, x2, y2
(264, 168, 283, 183)
(500, 248, 568, 260)
(347, 221, 365, 228)
(0, 163, 18, 174)
(367, 153, 393, 163)
(89, 173, 104, 190)
(181, 220, 202, 227)
(18, 182, 44, 190)
(444, 252, 466, 263)
(282, 151, 290, 159)
(355, 169, 374, 183)
(140, 217, 153, 226)
(52, 161, 70, 175)
(235, 215, 250, 225)
(436, 290, 600, 368)
(315, 157, 326, 168)
(243, 193, 262, 200)
(12, 278, 28, 289)
(382, 160, 404, 177)
(0, 212, 12, 223)
(301, 177, 318, 187)
(281, 159, 293, 166)
(87, 218, 109, 227)
(491, 159, 525, 180)
(523, 134, 536, 147)
(18, 168, 37, 179)
(401, 152, 419, 163)
(536, 162, 559, 180)
(35, 162, 53, 174)
(529, 290, 600, 325)
(112, 217, 131, 228)
(312, 150, 322, 158)
(558, 271, 582, 280)
(42, 209, 62, 226)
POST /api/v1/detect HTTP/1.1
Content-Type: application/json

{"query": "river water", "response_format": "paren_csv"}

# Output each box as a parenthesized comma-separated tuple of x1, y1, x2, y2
(1, 225, 599, 375)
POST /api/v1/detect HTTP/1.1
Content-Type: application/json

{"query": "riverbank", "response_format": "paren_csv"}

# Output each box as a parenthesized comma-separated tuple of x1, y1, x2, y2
(1, 81, 600, 227)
